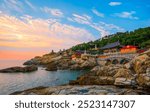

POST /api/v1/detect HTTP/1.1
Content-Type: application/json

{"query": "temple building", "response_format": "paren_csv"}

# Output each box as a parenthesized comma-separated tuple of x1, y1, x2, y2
(89, 44, 100, 55)
(120, 45, 138, 54)
(100, 41, 122, 54)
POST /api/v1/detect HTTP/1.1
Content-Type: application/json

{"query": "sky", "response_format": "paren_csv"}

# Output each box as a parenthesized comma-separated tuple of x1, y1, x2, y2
(0, 0, 150, 60)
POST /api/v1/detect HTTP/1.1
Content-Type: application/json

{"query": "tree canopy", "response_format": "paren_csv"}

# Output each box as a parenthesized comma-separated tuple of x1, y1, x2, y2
(71, 27, 150, 51)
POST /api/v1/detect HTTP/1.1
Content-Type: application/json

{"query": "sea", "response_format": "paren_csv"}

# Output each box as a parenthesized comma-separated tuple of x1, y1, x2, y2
(0, 60, 86, 95)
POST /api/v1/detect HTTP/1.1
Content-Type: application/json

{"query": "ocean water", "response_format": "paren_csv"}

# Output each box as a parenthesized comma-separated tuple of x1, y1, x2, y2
(0, 60, 86, 95)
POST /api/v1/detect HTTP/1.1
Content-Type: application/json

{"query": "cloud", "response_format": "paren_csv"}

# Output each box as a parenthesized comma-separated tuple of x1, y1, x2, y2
(114, 11, 139, 19)
(92, 9, 104, 17)
(42, 7, 64, 17)
(25, 0, 37, 11)
(0, 0, 23, 13)
(109, 2, 122, 6)
(0, 12, 95, 51)
(68, 14, 124, 37)
(72, 14, 91, 24)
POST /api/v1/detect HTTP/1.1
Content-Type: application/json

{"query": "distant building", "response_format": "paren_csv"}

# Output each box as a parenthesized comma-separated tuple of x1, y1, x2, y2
(120, 45, 138, 54)
(100, 41, 122, 54)
(71, 50, 84, 59)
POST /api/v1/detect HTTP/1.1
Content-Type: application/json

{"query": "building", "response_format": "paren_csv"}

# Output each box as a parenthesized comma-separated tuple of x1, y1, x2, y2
(120, 45, 138, 54)
(89, 44, 100, 55)
(71, 50, 84, 59)
(100, 41, 122, 54)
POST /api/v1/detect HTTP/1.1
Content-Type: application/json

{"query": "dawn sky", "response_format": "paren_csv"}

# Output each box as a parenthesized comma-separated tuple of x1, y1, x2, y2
(0, 0, 150, 60)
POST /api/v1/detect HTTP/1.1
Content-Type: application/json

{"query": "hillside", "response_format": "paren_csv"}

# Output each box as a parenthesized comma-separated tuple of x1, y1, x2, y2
(71, 27, 150, 51)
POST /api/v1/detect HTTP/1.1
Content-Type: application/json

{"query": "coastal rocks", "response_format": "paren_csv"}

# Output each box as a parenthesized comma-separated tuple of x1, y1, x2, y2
(70, 57, 97, 70)
(23, 52, 60, 65)
(11, 85, 149, 95)
(69, 49, 150, 89)
(57, 59, 73, 70)
(70, 65, 123, 85)
(133, 54, 150, 74)
(0, 65, 38, 73)
(96, 65, 123, 77)
(136, 68, 150, 87)
(80, 58, 97, 69)
(23, 49, 98, 71)
(46, 62, 57, 71)
(125, 49, 150, 87)
(114, 68, 136, 87)
(70, 64, 81, 70)
(23, 56, 42, 65)
(125, 50, 150, 74)
(97, 60, 107, 66)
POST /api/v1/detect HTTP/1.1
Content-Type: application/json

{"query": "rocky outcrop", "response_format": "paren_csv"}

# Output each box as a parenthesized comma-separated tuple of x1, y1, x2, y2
(11, 85, 149, 95)
(125, 49, 150, 87)
(0, 65, 38, 73)
(46, 62, 57, 71)
(136, 68, 150, 87)
(70, 65, 123, 85)
(23, 48, 98, 71)
(23, 52, 61, 65)
(70, 57, 97, 70)
(70, 49, 150, 89)
(9, 49, 150, 95)
(114, 68, 136, 87)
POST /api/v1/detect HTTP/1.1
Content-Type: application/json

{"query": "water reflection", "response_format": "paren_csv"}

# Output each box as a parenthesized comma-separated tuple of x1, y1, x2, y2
(0, 67, 86, 94)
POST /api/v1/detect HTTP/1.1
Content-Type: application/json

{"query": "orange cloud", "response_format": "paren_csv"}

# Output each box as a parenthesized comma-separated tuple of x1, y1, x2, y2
(0, 13, 95, 49)
(0, 12, 95, 59)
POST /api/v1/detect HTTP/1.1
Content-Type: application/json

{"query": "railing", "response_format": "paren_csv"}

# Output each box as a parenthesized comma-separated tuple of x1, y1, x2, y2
(81, 52, 138, 60)
(97, 53, 138, 61)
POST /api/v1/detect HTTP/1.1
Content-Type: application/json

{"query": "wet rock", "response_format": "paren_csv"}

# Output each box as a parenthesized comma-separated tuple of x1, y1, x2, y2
(71, 65, 123, 85)
(11, 85, 149, 95)
(0, 65, 38, 73)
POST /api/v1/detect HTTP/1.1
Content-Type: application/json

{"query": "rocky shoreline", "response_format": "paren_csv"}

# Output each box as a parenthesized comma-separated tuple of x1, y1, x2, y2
(69, 50, 150, 88)
(0, 65, 38, 73)
(23, 50, 97, 71)
(9, 49, 150, 95)
(11, 85, 150, 95)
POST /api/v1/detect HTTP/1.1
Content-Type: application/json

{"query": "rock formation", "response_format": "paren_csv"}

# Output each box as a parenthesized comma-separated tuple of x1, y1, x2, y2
(70, 49, 150, 90)
(0, 65, 38, 73)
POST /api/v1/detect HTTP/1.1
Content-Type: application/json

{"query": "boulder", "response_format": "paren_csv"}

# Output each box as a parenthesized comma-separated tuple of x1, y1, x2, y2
(23, 59, 39, 65)
(71, 65, 123, 85)
(114, 68, 136, 87)
(130, 49, 150, 87)
(0, 65, 38, 73)
(136, 68, 150, 87)
(133, 54, 150, 74)
(126, 50, 150, 74)
(114, 68, 135, 79)
(97, 60, 107, 66)
(80, 58, 97, 69)
(91, 66, 101, 72)
(70, 58, 97, 70)
(46, 62, 57, 71)
(96, 65, 123, 77)
(70, 64, 81, 70)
